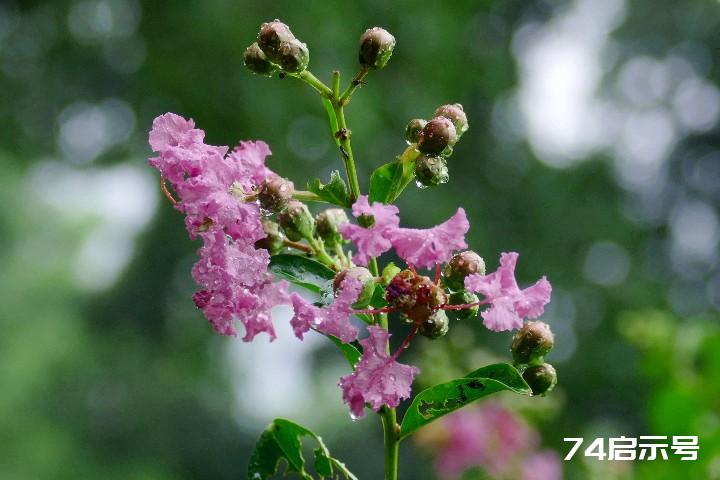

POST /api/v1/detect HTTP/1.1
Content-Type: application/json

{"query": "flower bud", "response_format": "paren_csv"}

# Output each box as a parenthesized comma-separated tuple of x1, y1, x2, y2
(405, 118, 427, 145)
(380, 262, 401, 285)
(419, 310, 449, 339)
(417, 116, 457, 155)
(257, 175, 294, 212)
(316, 208, 348, 248)
(386, 270, 447, 323)
(443, 250, 486, 291)
(243, 42, 278, 77)
(254, 220, 284, 254)
(359, 27, 395, 70)
(278, 200, 315, 241)
(434, 103, 469, 137)
(257, 20, 295, 62)
(523, 363, 557, 396)
(447, 291, 479, 321)
(511, 321, 555, 365)
(334, 266, 375, 309)
(276, 38, 309, 73)
(414, 155, 449, 188)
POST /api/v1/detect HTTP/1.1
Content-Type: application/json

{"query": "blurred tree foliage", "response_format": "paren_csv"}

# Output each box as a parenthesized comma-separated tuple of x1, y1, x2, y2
(1, 0, 719, 478)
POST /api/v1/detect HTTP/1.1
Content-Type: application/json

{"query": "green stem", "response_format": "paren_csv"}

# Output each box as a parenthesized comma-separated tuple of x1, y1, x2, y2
(380, 407, 400, 480)
(340, 66, 369, 105)
(309, 238, 339, 270)
(332, 103, 361, 202)
(292, 190, 327, 203)
(296, 70, 333, 97)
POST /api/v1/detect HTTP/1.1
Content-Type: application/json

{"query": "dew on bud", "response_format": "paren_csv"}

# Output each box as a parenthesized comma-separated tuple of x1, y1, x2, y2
(257, 175, 294, 212)
(435, 103, 469, 137)
(405, 118, 427, 145)
(334, 266, 375, 308)
(447, 291, 479, 321)
(359, 27, 395, 70)
(316, 208, 349, 248)
(417, 116, 457, 155)
(276, 38, 309, 73)
(523, 363, 557, 396)
(414, 155, 449, 188)
(243, 42, 278, 77)
(278, 200, 315, 241)
(443, 250, 486, 291)
(257, 19, 295, 62)
(511, 320, 554, 365)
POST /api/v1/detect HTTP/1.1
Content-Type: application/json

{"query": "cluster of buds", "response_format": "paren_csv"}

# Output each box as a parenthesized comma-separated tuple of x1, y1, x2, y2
(244, 20, 310, 76)
(406, 104, 469, 188)
(511, 321, 557, 395)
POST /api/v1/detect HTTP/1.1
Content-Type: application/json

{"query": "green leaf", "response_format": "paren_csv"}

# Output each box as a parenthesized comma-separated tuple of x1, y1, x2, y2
(321, 97, 340, 147)
(369, 283, 388, 308)
(399, 363, 531, 440)
(248, 418, 358, 480)
(308, 170, 351, 207)
(327, 335, 362, 367)
(368, 160, 417, 204)
(269, 254, 335, 295)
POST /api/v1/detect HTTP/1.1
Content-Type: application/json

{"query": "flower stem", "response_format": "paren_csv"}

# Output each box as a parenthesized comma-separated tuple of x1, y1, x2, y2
(292, 190, 327, 203)
(332, 102, 361, 202)
(339, 66, 369, 105)
(380, 407, 400, 480)
(296, 70, 333, 97)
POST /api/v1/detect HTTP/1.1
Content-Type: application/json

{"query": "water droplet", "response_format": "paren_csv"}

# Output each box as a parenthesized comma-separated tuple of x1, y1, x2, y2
(349, 412, 359, 422)
(415, 180, 428, 189)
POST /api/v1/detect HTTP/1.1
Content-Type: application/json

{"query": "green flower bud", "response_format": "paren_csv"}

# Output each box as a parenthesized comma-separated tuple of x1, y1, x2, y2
(243, 42, 278, 77)
(523, 363, 557, 396)
(359, 27, 395, 70)
(511, 321, 554, 365)
(380, 262, 402, 285)
(447, 291, 479, 321)
(443, 250, 486, 291)
(417, 116, 457, 155)
(257, 175, 294, 212)
(316, 208, 348, 248)
(278, 200, 314, 241)
(405, 118, 427, 145)
(276, 38, 309, 73)
(414, 155, 449, 188)
(257, 20, 295, 62)
(435, 103, 469, 137)
(334, 266, 375, 309)
(419, 310, 449, 339)
(254, 220, 284, 254)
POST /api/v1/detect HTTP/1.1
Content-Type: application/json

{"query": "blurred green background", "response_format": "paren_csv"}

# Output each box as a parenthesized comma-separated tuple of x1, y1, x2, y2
(2, 0, 720, 478)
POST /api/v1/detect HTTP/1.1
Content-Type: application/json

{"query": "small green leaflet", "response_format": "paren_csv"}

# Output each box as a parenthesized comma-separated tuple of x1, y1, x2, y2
(327, 335, 362, 368)
(368, 160, 416, 204)
(247, 418, 358, 480)
(308, 170, 351, 207)
(269, 254, 335, 298)
(399, 363, 532, 440)
(321, 97, 340, 147)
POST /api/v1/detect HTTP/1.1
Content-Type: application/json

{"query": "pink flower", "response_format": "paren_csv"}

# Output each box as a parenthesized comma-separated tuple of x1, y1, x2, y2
(388, 208, 469, 269)
(436, 402, 537, 479)
(289, 277, 363, 343)
(522, 451, 563, 480)
(340, 195, 400, 265)
(339, 326, 419, 418)
(464, 252, 551, 331)
(149, 112, 291, 340)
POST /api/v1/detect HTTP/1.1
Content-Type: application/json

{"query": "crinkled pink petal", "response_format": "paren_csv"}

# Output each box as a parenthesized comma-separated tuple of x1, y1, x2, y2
(465, 252, 552, 332)
(340, 195, 400, 265)
(149, 112, 205, 152)
(236, 280, 290, 342)
(339, 326, 419, 418)
(288, 277, 362, 343)
(522, 451, 563, 480)
(388, 208, 469, 269)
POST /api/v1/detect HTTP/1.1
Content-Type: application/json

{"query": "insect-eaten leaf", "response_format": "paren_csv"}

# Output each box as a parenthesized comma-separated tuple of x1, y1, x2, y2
(368, 160, 416, 204)
(248, 418, 358, 480)
(308, 170, 351, 207)
(399, 363, 531, 440)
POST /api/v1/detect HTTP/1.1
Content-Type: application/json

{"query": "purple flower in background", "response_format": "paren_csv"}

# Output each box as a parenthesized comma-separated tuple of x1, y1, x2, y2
(289, 277, 363, 343)
(340, 195, 400, 265)
(465, 252, 552, 331)
(435, 402, 538, 479)
(339, 326, 419, 418)
(522, 451, 563, 480)
(388, 208, 469, 269)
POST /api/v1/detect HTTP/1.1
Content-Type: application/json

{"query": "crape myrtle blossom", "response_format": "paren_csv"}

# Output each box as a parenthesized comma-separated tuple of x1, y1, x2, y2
(289, 277, 363, 343)
(340, 195, 469, 268)
(339, 195, 400, 265)
(148, 112, 291, 339)
(339, 326, 420, 418)
(465, 252, 552, 332)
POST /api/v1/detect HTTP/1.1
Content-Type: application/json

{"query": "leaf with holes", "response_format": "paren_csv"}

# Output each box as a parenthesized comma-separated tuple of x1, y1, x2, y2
(247, 418, 358, 479)
(399, 363, 531, 440)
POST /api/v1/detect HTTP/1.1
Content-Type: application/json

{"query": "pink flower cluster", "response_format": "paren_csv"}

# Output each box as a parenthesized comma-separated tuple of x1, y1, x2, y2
(149, 113, 290, 340)
(465, 252, 551, 331)
(340, 195, 469, 269)
(434, 402, 562, 480)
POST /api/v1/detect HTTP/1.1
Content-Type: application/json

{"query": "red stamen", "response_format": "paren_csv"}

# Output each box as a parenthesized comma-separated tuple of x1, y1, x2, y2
(437, 299, 490, 311)
(352, 306, 398, 315)
(434, 263, 441, 285)
(393, 323, 419, 360)
(160, 176, 177, 205)
(408, 264, 417, 274)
